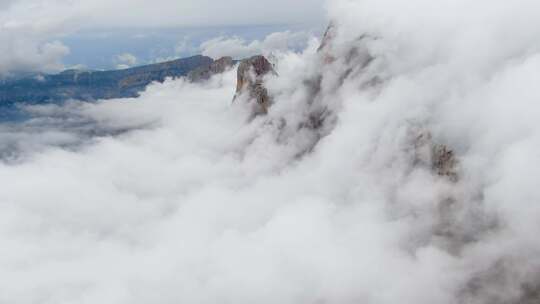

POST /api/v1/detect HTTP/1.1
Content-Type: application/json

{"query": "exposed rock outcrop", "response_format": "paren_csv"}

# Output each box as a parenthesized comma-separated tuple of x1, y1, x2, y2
(187, 57, 235, 82)
(432, 144, 459, 180)
(233, 55, 276, 116)
(413, 130, 459, 180)
(461, 259, 540, 304)
(317, 22, 338, 63)
(286, 22, 377, 155)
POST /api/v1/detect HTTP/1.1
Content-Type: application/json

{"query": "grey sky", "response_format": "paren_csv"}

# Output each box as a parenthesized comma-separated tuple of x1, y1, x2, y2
(1, 0, 326, 29)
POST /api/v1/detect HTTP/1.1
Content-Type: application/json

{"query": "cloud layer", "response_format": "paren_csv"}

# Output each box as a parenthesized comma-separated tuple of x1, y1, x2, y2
(200, 31, 314, 59)
(1, 0, 540, 303)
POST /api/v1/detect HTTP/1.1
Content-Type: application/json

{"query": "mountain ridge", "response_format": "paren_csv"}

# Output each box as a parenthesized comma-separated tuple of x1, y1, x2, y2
(0, 55, 217, 105)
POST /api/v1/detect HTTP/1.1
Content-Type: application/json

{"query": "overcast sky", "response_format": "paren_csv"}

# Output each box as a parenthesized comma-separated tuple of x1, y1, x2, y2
(0, 0, 325, 29)
(0, 0, 326, 74)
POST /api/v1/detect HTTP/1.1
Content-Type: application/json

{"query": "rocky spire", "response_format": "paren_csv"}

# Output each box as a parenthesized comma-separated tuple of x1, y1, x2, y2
(233, 55, 276, 116)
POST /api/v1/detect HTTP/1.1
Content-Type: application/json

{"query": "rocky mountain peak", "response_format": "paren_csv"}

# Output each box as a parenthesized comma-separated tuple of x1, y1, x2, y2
(233, 55, 276, 116)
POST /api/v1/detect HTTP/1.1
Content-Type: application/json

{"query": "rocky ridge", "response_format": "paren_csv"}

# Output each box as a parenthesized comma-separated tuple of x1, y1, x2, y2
(230, 24, 459, 181)
(187, 57, 236, 82)
(225, 22, 540, 304)
(0, 55, 215, 105)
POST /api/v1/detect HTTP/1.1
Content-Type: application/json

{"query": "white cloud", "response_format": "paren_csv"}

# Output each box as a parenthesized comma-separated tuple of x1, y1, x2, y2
(114, 52, 137, 69)
(174, 36, 198, 57)
(0, 31, 70, 76)
(1, 0, 540, 303)
(200, 31, 314, 59)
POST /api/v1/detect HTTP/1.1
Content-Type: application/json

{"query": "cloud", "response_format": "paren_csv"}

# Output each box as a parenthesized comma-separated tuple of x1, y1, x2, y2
(0, 31, 70, 76)
(200, 31, 314, 59)
(0, 0, 78, 76)
(1, 0, 540, 303)
(114, 53, 138, 69)
(174, 36, 199, 57)
(0, 0, 16, 9)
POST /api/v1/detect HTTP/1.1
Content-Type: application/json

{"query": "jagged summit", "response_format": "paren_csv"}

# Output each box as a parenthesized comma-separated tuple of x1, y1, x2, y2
(233, 55, 276, 116)
(228, 24, 459, 183)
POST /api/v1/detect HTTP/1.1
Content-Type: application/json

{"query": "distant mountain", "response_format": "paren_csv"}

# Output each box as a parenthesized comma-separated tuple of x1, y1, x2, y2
(0, 55, 214, 105)
(187, 57, 236, 82)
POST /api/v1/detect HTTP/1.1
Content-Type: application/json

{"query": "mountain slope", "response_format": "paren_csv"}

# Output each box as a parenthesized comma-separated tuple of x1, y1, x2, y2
(0, 55, 214, 104)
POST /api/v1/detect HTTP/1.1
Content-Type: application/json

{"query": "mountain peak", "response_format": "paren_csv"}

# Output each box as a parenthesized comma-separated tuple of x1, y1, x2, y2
(234, 55, 276, 116)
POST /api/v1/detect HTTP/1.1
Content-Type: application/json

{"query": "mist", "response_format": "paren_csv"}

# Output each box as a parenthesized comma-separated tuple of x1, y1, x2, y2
(1, 0, 540, 303)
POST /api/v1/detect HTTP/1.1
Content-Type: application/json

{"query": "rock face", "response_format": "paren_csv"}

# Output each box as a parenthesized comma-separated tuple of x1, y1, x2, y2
(187, 57, 235, 82)
(432, 144, 459, 180)
(318, 22, 337, 52)
(414, 130, 459, 180)
(317, 22, 338, 64)
(234, 55, 275, 115)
